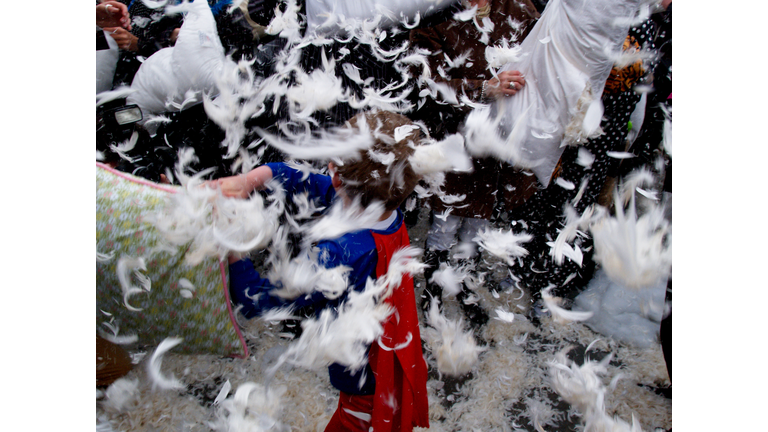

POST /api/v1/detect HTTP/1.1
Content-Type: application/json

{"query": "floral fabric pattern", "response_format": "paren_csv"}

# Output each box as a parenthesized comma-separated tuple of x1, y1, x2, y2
(96, 163, 247, 357)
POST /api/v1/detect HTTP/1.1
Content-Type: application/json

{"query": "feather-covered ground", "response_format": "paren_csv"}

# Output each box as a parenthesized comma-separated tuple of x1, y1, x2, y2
(96, 207, 670, 432)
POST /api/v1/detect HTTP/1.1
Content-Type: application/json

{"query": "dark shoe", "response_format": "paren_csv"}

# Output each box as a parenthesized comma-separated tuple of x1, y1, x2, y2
(639, 383, 672, 399)
(420, 249, 450, 313)
(457, 285, 489, 327)
(527, 299, 550, 327)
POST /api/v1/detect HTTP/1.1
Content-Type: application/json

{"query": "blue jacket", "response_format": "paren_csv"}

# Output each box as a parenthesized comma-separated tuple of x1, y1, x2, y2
(229, 162, 406, 395)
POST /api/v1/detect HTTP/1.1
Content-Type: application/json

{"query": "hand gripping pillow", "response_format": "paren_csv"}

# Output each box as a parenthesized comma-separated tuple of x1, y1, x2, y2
(96, 163, 248, 358)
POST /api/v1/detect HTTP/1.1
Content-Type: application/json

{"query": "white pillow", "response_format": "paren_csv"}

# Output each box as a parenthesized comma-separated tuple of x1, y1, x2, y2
(493, 0, 645, 187)
(127, 0, 227, 116)
(96, 28, 120, 94)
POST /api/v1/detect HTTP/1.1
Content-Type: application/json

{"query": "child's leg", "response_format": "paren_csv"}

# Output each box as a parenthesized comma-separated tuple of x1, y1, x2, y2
(324, 392, 374, 432)
(421, 214, 462, 312)
(425, 213, 462, 252)
(456, 217, 490, 258)
(456, 217, 491, 327)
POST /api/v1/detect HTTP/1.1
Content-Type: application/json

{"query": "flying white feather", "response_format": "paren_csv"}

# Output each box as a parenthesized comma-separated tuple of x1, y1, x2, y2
(422, 298, 485, 376)
(430, 262, 470, 297)
(144, 149, 281, 265)
(409, 133, 472, 175)
(493, 308, 516, 323)
(576, 147, 595, 169)
(591, 172, 671, 289)
(146, 337, 186, 391)
(548, 347, 643, 432)
(210, 381, 288, 432)
(474, 227, 532, 266)
(109, 131, 140, 163)
(541, 287, 594, 323)
(303, 198, 385, 244)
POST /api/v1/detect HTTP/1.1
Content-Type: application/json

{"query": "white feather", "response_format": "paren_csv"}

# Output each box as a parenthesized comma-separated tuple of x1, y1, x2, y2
(423, 298, 485, 376)
(97, 250, 115, 263)
(212, 380, 232, 406)
(144, 149, 282, 265)
(303, 199, 385, 244)
(555, 177, 575, 190)
(394, 124, 420, 143)
(548, 347, 643, 432)
(146, 337, 186, 391)
(109, 131, 140, 163)
(430, 263, 469, 297)
(485, 42, 522, 69)
(582, 98, 604, 137)
(606, 151, 635, 159)
(409, 133, 472, 175)
(474, 227, 532, 266)
(541, 287, 593, 323)
(576, 147, 595, 169)
(103, 378, 141, 413)
(493, 308, 516, 323)
(97, 86, 135, 107)
(591, 175, 671, 289)
(453, 5, 478, 22)
(210, 381, 287, 432)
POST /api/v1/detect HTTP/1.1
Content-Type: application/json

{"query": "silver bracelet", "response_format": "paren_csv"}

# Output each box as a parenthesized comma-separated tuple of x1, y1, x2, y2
(481, 80, 487, 101)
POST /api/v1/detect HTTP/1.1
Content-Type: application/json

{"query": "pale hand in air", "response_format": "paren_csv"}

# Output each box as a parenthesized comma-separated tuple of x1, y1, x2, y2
(209, 166, 274, 199)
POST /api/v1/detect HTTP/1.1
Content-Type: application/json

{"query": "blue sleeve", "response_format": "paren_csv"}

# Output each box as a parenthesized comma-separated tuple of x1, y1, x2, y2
(228, 259, 293, 318)
(266, 162, 336, 210)
(229, 258, 336, 318)
(229, 236, 379, 319)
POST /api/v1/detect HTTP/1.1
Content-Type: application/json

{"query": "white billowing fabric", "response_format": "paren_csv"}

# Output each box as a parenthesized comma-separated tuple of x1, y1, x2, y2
(572, 268, 667, 348)
(96, 28, 120, 94)
(128, 0, 232, 116)
(305, 0, 456, 34)
(493, 0, 646, 187)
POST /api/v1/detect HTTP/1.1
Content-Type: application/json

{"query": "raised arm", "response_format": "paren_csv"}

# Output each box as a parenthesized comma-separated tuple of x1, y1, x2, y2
(212, 165, 275, 199)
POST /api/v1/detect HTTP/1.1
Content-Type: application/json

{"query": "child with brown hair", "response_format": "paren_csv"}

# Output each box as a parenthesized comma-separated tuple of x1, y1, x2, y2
(214, 110, 429, 432)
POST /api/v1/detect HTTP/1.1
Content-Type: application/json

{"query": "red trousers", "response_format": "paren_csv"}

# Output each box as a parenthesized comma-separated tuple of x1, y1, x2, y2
(324, 392, 375, 432)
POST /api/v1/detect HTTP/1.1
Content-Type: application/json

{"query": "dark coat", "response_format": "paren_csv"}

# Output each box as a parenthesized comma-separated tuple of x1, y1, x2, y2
(410, 0, 540, 220)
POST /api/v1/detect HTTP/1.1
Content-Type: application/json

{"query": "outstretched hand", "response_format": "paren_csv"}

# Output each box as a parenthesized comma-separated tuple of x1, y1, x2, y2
(210, 175, 255, 199)
(97, 1, 131, 31)
(206, 166, 275, 199)
(485, 70, 526, 98)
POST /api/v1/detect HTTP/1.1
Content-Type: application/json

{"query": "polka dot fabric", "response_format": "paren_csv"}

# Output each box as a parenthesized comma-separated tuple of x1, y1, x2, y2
(96, 163, 248, 357)
(507, 20, 656, 300)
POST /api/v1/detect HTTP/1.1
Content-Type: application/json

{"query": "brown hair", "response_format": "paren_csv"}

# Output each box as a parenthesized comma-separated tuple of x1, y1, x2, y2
(335, 110, 423, 211)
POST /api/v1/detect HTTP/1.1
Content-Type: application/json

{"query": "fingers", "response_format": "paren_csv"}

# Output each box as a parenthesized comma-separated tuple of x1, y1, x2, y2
(497, 70, 525, 96)
(104, 27, 136, 50)
(98, 1, 131, 30)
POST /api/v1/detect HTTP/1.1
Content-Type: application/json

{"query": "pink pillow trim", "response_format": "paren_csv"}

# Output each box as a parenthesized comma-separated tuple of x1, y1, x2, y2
(97, 162, 250, 359)
(96, 162, 178, 194)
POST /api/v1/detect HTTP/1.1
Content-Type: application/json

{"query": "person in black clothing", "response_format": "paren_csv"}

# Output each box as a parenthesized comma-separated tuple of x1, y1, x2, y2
(508, 19, 660, 319)
(100, 0, 184, 88)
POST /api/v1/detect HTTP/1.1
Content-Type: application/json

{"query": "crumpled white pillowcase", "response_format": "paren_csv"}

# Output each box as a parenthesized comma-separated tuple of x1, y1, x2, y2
(494, 0, 646, 187)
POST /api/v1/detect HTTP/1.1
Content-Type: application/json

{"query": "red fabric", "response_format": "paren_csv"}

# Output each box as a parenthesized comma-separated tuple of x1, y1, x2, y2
(367, 223, 430, 432)
(324, 392, 375, 432)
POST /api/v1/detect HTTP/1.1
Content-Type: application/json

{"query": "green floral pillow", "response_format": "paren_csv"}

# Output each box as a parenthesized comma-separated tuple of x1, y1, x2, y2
(96, 163, 248, 357)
